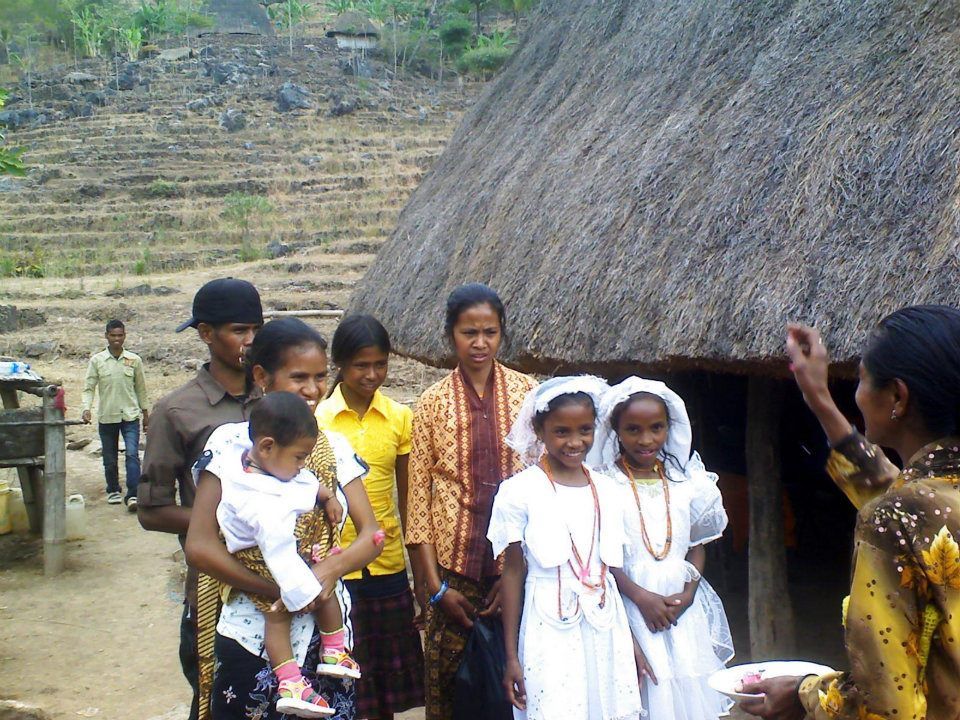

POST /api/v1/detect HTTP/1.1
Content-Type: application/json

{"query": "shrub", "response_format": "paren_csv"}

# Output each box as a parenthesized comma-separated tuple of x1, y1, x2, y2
(476, 28, 515, 50)
(134, 248, 152, 275)
(132, 0, 212, 39)
(222, 192, 273, 246)
(268, 0, 316, 28)
(456, 45, 511, 78)
(0, 89, 24, 177)
(439, 16, 473, 55)
(325, 0, 356, 14)
(147, 179, 180, 198)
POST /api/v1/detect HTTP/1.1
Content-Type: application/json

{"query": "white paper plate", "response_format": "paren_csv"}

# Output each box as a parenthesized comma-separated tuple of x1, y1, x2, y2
(708, 661, 835, 700)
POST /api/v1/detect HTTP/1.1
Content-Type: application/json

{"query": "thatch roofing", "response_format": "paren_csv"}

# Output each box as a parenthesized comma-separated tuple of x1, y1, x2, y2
(350, 0, 960, 375)
(201, 0, 274, 35)
(327, 12, 380, 38)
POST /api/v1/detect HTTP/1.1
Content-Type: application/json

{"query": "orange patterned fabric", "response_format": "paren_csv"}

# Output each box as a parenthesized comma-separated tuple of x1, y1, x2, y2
(406, 362, 535, 580)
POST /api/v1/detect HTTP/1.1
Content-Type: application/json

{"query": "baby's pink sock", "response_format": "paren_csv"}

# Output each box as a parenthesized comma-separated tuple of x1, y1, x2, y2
(274, 659, 302, 683)
(320, 627, 346, 653)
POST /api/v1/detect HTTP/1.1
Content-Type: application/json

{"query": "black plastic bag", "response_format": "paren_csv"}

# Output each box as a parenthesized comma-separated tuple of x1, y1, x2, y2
(452, 616, 514, 720)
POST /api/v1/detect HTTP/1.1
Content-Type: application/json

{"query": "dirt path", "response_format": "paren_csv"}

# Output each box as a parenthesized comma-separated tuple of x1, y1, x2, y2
(0, 447, 190, 720)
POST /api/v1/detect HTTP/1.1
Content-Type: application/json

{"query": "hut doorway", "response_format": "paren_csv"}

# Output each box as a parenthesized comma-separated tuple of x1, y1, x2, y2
(665, 371, 858, 667)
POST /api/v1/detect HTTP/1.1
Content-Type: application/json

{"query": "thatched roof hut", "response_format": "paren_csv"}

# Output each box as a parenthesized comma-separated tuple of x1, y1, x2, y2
(351, 0, 960, 377)
(326, 12, 380, 50)
(350, 0, 960, 660)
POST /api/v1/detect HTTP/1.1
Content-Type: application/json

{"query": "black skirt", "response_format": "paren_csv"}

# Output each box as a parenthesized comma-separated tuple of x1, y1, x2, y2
(346, 571, 425, 716)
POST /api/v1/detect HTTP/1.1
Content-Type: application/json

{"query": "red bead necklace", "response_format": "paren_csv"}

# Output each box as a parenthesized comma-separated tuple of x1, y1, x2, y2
(540, 458, 607, 619)
(619, 458, 673, 561)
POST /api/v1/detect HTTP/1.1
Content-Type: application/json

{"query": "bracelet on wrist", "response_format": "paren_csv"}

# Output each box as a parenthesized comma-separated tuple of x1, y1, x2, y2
(429, 580, 449, 606)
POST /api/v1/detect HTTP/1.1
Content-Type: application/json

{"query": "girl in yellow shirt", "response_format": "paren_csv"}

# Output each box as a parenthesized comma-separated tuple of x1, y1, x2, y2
(315, 314, 425, 720)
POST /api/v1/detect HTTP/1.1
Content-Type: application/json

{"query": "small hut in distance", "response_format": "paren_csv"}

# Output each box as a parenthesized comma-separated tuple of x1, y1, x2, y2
(350, 0, 960, 662)
(326, 12, 380, 51)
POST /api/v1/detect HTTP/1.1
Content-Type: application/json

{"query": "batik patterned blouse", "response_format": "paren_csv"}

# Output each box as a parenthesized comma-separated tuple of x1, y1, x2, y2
(406, 362, 535, 581)
(798, 432, 960, 720)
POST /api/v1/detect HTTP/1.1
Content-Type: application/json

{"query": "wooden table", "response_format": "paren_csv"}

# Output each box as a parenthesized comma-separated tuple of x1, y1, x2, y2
(0, 378, 73, 576)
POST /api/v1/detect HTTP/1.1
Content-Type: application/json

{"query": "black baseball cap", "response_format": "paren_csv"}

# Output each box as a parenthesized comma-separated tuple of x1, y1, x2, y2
(175, 278, 263, 332)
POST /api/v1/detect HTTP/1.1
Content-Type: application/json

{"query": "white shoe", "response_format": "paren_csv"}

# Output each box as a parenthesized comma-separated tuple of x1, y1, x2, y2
(107, 492, 122, 504)
(126, 496, 138, 513)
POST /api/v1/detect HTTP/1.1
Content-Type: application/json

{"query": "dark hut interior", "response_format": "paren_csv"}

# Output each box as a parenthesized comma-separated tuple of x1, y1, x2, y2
(350, 0, 958, 661)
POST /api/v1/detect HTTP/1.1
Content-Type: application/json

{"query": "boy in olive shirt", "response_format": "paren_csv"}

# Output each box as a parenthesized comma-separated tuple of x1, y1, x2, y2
(137, 278, 263, 720)
(81, 319, 149, 509)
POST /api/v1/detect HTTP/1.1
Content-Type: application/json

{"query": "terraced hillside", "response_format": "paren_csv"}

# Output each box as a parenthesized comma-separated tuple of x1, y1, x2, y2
(0, 31, 470, 720)
(0, 31, 468, 280)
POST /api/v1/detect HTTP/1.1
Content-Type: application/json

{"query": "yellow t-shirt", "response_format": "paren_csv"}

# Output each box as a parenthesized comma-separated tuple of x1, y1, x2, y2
(315, 385, 412, 579)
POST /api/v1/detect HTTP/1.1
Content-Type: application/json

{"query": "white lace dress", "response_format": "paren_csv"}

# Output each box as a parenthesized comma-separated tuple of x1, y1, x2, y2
(600, 455, 734, 720)
(488, 465, 644, 720)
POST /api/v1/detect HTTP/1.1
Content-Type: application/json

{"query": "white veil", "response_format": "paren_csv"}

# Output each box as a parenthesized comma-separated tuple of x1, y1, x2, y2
(505, 375, 609, 466)
(589, 377, 693, 477)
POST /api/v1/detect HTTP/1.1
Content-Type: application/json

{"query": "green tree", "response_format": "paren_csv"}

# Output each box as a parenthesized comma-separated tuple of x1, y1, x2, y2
(0, 89, 26, 177)
(221, 192, 273, 260)
(453, 0, 489, 35)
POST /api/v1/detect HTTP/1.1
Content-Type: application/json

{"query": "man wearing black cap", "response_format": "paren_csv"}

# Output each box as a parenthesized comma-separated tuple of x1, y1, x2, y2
(137, 278, 264, 720)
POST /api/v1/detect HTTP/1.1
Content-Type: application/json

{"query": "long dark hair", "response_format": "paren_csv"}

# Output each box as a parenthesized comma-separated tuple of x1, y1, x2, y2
(444, 283, 507, 339)
(329, 314, 391, 391)
(862, 305, 960, 437)
(247, 317, 327, 379)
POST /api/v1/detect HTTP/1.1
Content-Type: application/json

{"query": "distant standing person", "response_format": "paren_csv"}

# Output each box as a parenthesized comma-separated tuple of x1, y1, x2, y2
(137, 278, 264, 720)
(82, 319, 149, 510)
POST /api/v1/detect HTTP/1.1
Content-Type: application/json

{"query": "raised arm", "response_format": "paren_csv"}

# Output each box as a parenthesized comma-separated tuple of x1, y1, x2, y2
(786, 324, 898, 503)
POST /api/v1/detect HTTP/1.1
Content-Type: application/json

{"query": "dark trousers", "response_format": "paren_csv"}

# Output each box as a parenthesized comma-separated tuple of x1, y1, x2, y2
(98, 420, 140, 499)
(180, 604, 200, 720)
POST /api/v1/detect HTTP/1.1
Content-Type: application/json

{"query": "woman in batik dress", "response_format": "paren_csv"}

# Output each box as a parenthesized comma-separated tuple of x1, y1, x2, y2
(406, 284, 536, 720)
(740, 306, 960, 720)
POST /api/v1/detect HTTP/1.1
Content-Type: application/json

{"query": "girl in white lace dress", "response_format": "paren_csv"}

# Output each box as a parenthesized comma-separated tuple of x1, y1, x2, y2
(592, 377, 733, 720)
(489, 376, 645, 720)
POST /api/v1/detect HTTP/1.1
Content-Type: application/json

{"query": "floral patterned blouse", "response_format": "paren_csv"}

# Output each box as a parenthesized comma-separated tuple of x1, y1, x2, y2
(798, 432, 960, 719)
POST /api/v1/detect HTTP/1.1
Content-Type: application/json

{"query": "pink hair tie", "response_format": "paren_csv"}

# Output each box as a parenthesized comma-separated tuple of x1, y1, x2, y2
(373, 529, 386, 547)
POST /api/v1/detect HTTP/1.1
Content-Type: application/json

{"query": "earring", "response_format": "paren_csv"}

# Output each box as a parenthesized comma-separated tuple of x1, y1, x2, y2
(891, 410, 898, 420)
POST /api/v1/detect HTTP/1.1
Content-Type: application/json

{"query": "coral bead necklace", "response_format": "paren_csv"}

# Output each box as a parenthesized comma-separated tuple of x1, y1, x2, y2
(619, 458, 673, 561)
